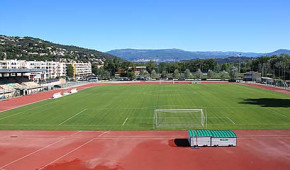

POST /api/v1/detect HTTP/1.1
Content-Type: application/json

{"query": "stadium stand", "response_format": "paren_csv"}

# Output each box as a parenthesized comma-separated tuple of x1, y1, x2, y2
(0, 75, 44, 100)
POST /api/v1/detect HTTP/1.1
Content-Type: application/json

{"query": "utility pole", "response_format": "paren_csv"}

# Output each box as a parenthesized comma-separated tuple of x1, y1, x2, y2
(238, 53, 241, 73)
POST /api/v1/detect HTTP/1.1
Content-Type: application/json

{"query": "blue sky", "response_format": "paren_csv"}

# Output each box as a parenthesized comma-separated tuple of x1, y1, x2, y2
(0, 0, 289, 52)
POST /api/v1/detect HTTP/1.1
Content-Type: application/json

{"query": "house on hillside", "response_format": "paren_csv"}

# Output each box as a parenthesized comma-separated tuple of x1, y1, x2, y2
(135, 66, 146, 75)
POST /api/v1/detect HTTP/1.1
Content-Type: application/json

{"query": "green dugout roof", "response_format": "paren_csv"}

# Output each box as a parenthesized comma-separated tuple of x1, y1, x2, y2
(188, 130, 237, 138)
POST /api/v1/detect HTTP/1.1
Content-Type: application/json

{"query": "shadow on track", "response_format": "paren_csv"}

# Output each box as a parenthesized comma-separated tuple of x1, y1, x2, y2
(168, 138, 190, 147)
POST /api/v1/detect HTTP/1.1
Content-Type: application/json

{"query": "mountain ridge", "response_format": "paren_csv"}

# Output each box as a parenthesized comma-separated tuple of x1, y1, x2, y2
(107, 48, 290, 62)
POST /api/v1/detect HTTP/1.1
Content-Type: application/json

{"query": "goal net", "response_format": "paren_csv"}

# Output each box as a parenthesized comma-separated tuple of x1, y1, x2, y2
(154, 109, 206, 129)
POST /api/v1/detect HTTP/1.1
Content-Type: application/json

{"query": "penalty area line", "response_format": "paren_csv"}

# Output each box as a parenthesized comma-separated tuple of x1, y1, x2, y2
(122, 117, 129, 126)
(226, 116, 236, 125)
(58, 109, 87, 125)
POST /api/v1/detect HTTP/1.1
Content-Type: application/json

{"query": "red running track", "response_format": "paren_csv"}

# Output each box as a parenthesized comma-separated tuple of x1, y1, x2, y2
(0, 83, 100, 112)
(0, 130, 289, 170)
(242, 83, 290, 94)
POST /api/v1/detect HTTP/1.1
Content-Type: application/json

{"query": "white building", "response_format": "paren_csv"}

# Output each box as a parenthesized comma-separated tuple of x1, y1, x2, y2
(0, 59, 28, 77)
(0, 59, 26, 69)
(71, 62, 92, 78)
(25, 60, 47, 80)
(44, 61, 66, 79)
(0, 59, 67, 81)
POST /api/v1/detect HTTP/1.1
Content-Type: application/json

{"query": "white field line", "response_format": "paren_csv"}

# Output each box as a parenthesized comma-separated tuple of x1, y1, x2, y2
(0, 131, 81, 169)
(122, 117, 129, 126)
(1, 123, 290, 127)
(263, 107, 288, 118)
(226, 116, 236, 125)
(0, 100, 54, 121)
(0, 98, 51, 114)
(39, 131, 108, 170)
(0, 82, 98, 114)
(207, 116, 228, 119)
(58, 109, 87, 125)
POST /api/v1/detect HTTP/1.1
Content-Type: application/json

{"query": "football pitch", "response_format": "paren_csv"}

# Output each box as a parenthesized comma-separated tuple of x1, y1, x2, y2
(0, 83, 289, 130)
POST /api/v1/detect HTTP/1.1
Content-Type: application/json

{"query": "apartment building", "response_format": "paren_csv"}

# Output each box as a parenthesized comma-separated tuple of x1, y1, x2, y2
(0, 59, 67, 81)
(71, 61, 92, 78)
(45, 61, 67, 79)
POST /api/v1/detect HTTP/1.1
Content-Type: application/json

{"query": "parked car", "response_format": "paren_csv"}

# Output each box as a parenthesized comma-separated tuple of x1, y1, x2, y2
(88, 77, 98, 82)
(178, 77, 186, 81)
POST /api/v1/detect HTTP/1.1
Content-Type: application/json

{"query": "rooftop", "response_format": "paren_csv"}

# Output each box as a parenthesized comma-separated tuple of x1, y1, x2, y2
(0, 68, 46, 73)
(188, 129, 237, 138)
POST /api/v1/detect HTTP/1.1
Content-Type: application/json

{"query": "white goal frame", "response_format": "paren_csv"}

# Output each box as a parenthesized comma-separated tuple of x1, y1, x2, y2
(154, 109, 207, 129)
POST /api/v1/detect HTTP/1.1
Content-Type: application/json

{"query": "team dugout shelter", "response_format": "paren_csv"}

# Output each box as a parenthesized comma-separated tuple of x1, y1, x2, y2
(188, 130, 237, 147)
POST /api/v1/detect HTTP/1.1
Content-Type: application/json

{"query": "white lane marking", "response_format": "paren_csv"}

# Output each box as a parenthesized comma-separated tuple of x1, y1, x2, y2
(0, 131, 80, 169)
(226, 116, 236, 125)
(39, 131, 108, 170)
(58, 109, 87, 125)
(122, 117, 129, 126)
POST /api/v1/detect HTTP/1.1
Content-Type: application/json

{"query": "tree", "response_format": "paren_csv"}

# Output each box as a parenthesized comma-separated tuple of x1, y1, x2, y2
(143, 70, 150, 78)
(66, 64, 74, 78)
(159, 62, 168, 73)
(151, 70, 158, 79)
(161, 70, 167, 79)
(207, 70, 214, 79)
(173, 69, 180, 79)
(127, 71, 136, 80)
(195, 69, 202, 79)
(203, 59, 217, 72)
(230, 66, 238, 79)
(221, 63, 230, 72)
(104, 57, 121, 77)
(220, 70, 227, 79)
(168, 63, 180, 73)
(146, 60, 156, 75)
(101, 70, 110, 80)
(184, 69, 191, 79)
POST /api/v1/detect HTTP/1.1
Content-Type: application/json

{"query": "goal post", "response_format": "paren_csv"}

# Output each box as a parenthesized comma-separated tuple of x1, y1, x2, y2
(154, 109, 206, 129)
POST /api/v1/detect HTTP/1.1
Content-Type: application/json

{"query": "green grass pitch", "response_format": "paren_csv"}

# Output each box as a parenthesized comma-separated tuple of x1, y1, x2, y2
(0, 83, 289, 130)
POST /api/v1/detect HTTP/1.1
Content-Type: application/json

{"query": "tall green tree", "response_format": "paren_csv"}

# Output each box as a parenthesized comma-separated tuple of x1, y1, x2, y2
(207, 69, 214, 79)
(127, 71, 136, 80)
(184, 69, 191, 79)
(173, 69, 180, 79)
(161, 70, 167, 79)
(195, 69, 202, 79)
(101, 70, 110, 80)
(220, 70, 227, 79)
(66, 64, 74, 78)
(230, 66, 238, 79)
(151, 70, 158, 79)
(146, 60, 156, 75)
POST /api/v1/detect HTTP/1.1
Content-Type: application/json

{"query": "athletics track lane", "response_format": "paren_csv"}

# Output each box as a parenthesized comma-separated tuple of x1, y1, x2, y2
(0, 130, 289, 170)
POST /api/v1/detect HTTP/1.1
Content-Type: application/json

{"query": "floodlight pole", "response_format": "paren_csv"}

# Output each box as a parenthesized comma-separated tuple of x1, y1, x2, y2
(238, 53, 241, 73)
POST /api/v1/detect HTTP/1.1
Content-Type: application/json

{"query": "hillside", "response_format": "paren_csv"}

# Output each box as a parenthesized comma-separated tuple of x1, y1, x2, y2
(266, 49, 290, 56)
(0, 35, 117, 64)
(107, 48, 290, 62)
